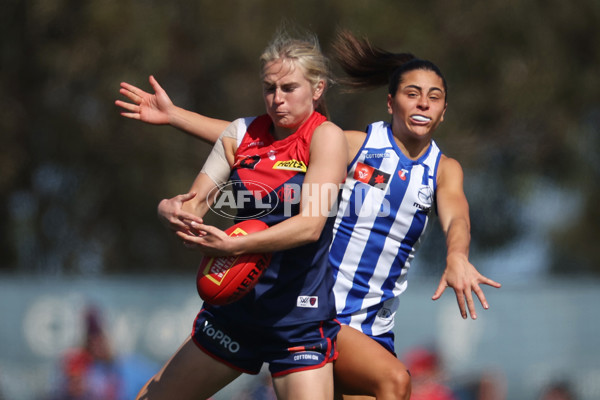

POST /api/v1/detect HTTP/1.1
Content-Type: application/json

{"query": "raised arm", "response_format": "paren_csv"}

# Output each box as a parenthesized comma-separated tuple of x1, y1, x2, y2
(432, 155, 501, 319)
(115, 75, 230, 144)
(181, 122, 348, 256)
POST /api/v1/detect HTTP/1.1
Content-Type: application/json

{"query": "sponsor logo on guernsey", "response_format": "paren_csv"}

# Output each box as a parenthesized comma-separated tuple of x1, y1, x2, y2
(353, 162, 390, 190)
(245, 140, 264, 148)
(272, 159, 307, 172)
(364, 151, 391, 159)
(377, 307, 393, 320)
(202, 321, 241, 353)
(297, 296, 319, 308)
(414, 186, 434, 212)
(398, 169, 409, 181)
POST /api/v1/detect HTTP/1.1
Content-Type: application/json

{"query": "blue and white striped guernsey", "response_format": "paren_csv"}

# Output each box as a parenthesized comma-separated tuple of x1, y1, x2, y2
(329, 121, 442, 337)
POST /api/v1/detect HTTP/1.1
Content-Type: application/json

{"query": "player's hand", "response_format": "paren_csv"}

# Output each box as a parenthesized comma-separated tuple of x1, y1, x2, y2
(432, 253, 501, 319)
(115, 75, 173, 125)
(176, 222, 238, 257)
(157, 192, 204, 242)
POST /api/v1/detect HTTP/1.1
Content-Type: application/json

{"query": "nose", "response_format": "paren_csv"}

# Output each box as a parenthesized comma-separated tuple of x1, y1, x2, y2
(273, 88, 284, 104)
(417, 95, 429, 110)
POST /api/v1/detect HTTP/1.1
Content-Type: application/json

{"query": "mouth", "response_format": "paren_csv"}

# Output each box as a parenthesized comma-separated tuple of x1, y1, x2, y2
(271, 109, 288, 117)
(410, 114, 431, 123)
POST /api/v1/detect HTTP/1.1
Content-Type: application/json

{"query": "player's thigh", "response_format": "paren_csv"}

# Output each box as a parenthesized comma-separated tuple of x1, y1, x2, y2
(136, 336, 242, 400)
(333, 325, 409, 396)
(272, 363, 334, 400)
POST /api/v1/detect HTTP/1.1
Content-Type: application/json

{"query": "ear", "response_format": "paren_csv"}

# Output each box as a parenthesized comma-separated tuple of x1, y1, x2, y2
(386, 94, 393, 115)
(313, 80, 325, 101)
(440, 102, 448, 122)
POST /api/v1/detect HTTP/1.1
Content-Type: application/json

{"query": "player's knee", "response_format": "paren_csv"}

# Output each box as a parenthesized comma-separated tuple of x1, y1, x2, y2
(379, 366, 411, 400)
(393, 368, 411, 400)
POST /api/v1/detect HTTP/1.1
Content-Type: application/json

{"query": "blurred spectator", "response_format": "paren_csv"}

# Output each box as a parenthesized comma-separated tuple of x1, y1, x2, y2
(404, 346, 457, 400)
(473, 371, 506, 400)
(537, 380, 577, 400)
(48, 306, 158, 400)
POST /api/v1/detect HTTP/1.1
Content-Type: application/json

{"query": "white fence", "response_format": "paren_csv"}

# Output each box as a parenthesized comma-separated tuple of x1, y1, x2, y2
(0, 275, 598, 400)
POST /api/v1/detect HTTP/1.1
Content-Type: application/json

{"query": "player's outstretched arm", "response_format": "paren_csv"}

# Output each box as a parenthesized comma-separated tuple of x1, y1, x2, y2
(432, 156, 501, 319)
(115, 75, 229, 144)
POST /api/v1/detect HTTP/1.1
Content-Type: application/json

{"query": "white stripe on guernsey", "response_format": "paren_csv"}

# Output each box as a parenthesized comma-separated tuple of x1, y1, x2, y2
(235, 117, 256, 146)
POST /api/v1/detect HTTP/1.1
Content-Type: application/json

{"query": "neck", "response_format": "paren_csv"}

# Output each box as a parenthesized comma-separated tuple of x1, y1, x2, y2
(392, 131, 432, 160)
(271, 125, 294, 141)
(396, 140, 431, 160)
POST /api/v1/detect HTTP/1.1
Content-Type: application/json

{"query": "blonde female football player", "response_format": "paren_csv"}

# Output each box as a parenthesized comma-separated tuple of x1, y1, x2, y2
(133, 31, 347, 400)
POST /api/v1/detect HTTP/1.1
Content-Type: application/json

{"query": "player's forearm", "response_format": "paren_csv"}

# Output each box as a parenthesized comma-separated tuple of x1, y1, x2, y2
(232, 215, 328, 255)
(168, 106, 230, 144)
(445, 217, 471, 258)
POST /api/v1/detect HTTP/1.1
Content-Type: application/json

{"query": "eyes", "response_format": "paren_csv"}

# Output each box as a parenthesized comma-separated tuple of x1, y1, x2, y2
(263, 83, 300, 94)
(405, 90, 444, 102)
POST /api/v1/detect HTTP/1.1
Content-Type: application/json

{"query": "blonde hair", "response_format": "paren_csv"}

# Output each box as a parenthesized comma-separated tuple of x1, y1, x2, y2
(260, 30, 332, 118)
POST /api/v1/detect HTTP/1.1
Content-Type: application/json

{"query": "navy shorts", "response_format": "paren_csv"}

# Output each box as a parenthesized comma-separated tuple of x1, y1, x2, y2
(191, 308, 340, 377)
(370, 330, 396, 356)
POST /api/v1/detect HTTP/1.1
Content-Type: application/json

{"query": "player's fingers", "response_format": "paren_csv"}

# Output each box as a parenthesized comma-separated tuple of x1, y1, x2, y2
(472, 284, 489, 310)
(191, 223, 219, 236)
(177, 191, 197, 201)
(120, 81, 145, 96)
(183, 241, 198, 249)
(431, 280, 448, 300)
(115, 99, 139, 112)
(178, 214, 204, 229)
(465, 288, 477, 320)
(118, 87, 142, 104)
(167, 217, 192, 232)
(149, 75, 164, 92)
(481, 276, 502, 289)
(176, 230, 201, 243)
(455, 290, 468, 319)
(119, 112, 141, 120)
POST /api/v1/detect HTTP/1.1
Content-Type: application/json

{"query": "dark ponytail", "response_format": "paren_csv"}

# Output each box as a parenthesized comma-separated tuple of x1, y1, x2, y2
(331, 30, 415, 91)
(331, 30, 447, 99)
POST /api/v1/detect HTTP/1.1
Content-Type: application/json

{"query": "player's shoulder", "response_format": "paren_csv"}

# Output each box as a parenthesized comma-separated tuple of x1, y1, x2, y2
(439, 154, 463, 172)
(312, 121, 346, 146)
(343, 129, 367, 143)
(437, 154, 464, 186)
(342, 130, 367, 162)
(314, 120, 344, 135)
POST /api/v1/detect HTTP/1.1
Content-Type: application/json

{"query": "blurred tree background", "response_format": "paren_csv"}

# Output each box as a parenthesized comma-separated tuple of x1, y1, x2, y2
(1, 0, 599, 277)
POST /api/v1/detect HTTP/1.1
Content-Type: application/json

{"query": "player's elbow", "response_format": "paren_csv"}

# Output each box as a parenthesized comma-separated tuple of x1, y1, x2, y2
(301, 219, 327, 243)
(304, 226, 324, 243)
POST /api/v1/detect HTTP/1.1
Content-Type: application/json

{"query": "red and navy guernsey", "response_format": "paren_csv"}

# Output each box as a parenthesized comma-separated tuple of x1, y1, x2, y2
(208, 111, 338, 329)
